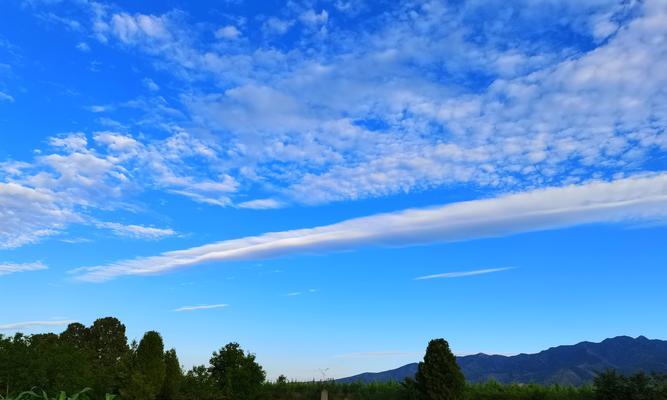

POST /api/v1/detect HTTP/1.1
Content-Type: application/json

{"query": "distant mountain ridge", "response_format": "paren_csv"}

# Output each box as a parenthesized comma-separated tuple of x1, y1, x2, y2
(337, 336, 667, 386)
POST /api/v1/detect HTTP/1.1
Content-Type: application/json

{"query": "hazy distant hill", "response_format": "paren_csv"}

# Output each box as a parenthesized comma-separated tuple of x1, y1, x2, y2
(337, 336, 667, 386)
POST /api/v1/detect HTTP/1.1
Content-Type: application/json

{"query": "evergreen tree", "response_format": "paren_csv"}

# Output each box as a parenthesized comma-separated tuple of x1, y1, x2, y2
(121, 331, 166, 400)
(414, 339, 465, 400)
(209, 342, 266, 400)
(158, 348, 182, 400)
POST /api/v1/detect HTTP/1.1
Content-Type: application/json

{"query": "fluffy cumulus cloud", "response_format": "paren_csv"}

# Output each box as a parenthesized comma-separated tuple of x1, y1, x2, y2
(215, 25, 241, 40)
(73, 173, 667, 282)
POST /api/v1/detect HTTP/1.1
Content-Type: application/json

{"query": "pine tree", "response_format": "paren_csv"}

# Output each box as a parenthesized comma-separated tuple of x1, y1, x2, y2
(414, 339, 465, 400)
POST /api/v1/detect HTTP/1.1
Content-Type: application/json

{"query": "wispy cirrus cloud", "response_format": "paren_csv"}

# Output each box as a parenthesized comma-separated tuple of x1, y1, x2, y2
(94, 221, 176, 240)
(173, 304, 228, 312)
(0, 91, 14, 102)
(72, 173, 667, 282)
(0, 261, 48, 276)
(286, 289, 318, 297)
(415, 267, 515, 281)
(0, 320, 76, 331)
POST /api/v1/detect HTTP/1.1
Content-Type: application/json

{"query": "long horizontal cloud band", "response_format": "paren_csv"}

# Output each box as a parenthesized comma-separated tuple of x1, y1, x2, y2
(73, 174, 667, 282)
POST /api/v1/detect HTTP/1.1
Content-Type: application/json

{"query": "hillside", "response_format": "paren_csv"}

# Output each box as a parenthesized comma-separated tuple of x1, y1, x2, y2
(337, 336, 667, 386)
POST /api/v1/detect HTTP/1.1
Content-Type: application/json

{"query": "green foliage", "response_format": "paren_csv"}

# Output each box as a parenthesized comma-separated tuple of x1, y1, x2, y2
(262, 380, 410, 400)
(209, 342, 266, 400)
(0, 332, 93, 396)
(87, 318, 130, 397)
(415, 339, 465, 400)
(259, 380, 600, 400)
(0, 318, 175, 400)
(593, 370, 667, 400)
(177, 365, 223, 400)
(464, 381, 595, 400)
(120, 331, 166, 400)
(158, 349, 182, 400)
(2, 319, 666, 400)
(0, 388, 97, 400)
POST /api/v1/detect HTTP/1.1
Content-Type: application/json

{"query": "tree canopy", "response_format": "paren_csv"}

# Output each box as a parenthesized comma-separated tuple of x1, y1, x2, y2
(414, 338, 465, 400)
(209, 342, 267, 400)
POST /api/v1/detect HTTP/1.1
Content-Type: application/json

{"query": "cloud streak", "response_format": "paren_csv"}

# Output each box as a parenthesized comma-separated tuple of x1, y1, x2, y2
(95, 221, 176, 240)
(173, 304, 229, 312)
(0, 320, 76, 331)
(72, 174, 667, 282)
(415, 267, 514, 280)
(0, 261, 48, 276)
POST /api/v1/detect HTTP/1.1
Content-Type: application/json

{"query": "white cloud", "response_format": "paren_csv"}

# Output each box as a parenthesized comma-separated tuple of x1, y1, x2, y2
(87, 105, 109, 113)
(72, 174, 667, 282)
(92, 131, 140, 152)
(215, 25, 241, 40)
(0, 132, 217, 248)
(169, 0, 666, 205)
(110, 12, 171, 44)
(142, 78, 160, 91)
(0, 91, 15, 102)
(238, 198, 283, 209)
(299, 9, 328, 27)
(263, 17, 294, 35)
(95, 221, 176, 240)
(0, 262, 48, 276)
(76, 42, 90, 52)
(0, 320, 76, 331)
(286, 288, 318, 296)
(415, 267, 514, 280)
(173, 304, 228, 312)
(9, 0, 667, 239)
(0, 182, 78, 248)
(49, 132, 88, 151)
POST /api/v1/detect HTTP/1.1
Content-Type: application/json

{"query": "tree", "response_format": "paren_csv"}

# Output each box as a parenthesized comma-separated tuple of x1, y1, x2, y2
(121, 331, 166, 400)
(88, 317, 130, 396)
(60, 323, 89, 349)
(414, 339, 465, 400)
(209, 342, 266, 400)
(179, 365, 222, 400)
(158, 348, 182, 400)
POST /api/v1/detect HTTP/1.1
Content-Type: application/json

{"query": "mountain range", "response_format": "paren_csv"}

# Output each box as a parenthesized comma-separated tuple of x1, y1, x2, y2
(337, 336, 667, 386)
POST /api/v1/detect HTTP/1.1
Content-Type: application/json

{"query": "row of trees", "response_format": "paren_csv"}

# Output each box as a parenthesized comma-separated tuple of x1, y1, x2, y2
(2, 318, 665, 400)
(0, 317, 265, 400)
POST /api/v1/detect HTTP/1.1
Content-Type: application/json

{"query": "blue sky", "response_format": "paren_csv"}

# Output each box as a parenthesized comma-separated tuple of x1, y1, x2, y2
(1, 0, 667, 380)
